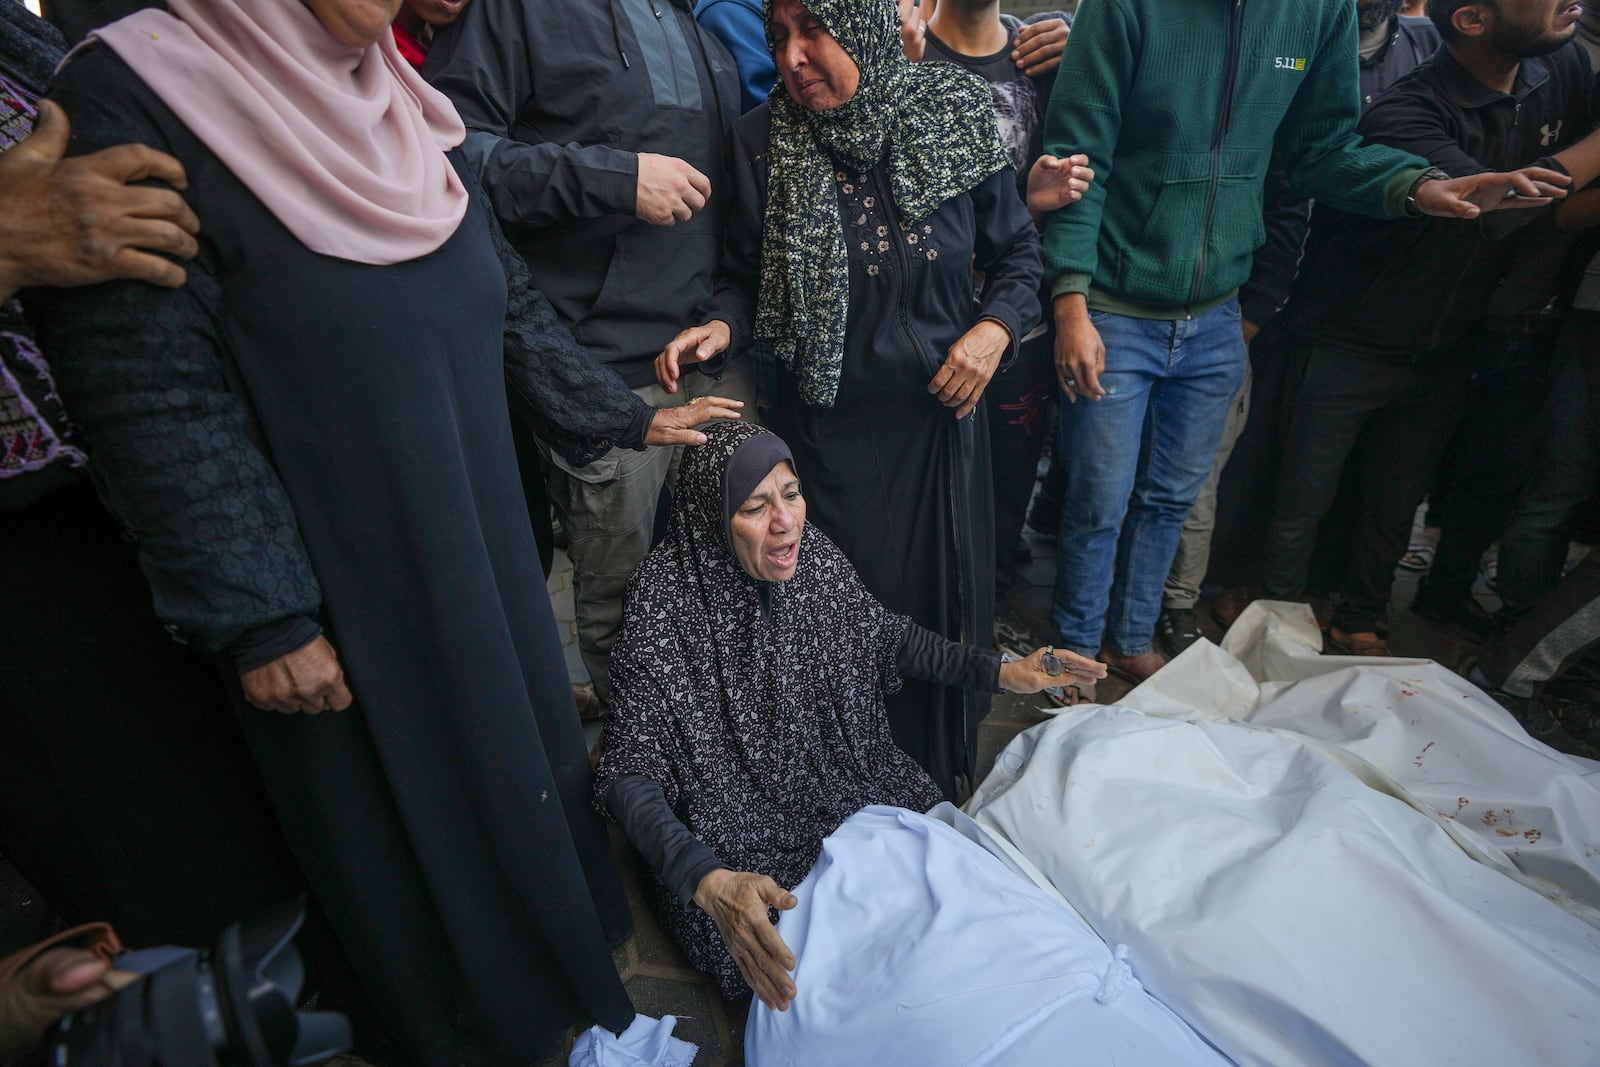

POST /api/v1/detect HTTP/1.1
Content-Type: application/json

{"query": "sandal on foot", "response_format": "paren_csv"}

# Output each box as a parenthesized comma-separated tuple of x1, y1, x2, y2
(1401, 543, 1440, 575)
(1327, 626, 1392, 656)
(1096, 648, 1167, 684)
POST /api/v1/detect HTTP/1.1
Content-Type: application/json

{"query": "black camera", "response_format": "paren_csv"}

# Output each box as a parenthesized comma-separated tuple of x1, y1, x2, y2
(48, 900, 350, 1067)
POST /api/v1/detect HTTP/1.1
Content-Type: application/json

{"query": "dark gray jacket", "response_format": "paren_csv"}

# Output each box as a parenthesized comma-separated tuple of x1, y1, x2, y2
(425, 0, 741, 388)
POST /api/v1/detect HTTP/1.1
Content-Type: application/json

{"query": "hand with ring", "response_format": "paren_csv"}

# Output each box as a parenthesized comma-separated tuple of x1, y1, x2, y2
(644, 395, 745, 446)
(998, 646, 1106, 694)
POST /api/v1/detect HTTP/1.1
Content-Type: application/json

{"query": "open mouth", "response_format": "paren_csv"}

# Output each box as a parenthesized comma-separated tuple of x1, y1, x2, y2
(1560, 1, 1583, 19)
(768, 542, 798, 568)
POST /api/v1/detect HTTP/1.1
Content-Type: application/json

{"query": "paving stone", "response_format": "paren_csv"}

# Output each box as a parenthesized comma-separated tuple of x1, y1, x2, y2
(622, 975, 732, 1065)
(564, 641, 590, 684)
(551, 586, 577, 627)
(611, 935, 636, 978)
(625, 893, 697, 974)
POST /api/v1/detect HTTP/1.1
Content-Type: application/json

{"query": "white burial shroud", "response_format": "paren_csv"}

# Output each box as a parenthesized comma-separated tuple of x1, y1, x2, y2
(966, 601, 1600, 1067)
(743, 804, 1230, 1067)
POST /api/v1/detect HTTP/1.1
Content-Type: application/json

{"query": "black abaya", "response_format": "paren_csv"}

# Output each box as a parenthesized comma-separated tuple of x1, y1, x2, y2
(34, 48, 635, 1067)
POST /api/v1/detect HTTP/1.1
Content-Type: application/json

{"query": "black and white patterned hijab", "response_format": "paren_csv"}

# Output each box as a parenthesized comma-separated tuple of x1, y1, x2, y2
(596, 422, 942, 994)
(754, 0, 1011, 408)
(598, 420, 925, 789)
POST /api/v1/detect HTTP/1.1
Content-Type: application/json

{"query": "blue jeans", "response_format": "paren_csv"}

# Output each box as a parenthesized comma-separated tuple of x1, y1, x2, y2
(1052, 301, 1248, 655)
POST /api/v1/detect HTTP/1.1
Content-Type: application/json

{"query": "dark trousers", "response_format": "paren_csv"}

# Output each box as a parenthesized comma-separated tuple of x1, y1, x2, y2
(1497, 310, 1600, 618)
(987, 330, 1055, 599)
(1263, 338, 1473, 631)
(1426, 329, 1558, 599)
(1208, 319, 1360, 593)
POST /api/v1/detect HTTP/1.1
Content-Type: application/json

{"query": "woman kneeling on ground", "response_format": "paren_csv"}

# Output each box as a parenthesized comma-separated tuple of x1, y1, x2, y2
(593, 422, 1102, 1009)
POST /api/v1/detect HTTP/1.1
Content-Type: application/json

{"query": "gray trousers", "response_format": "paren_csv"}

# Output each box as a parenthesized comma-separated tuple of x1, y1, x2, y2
(547, 360, 757, 704)
(1164, 362, 1253, 610)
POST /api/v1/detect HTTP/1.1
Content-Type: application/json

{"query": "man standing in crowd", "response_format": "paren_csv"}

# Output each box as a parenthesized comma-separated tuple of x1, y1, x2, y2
(1040, 0, 1559, 689)
(425, 1, 749, 714)
(1261, 0, 1600, 656)
(1158, 0, 1444, 658)
(1492, 190, 1600, 621)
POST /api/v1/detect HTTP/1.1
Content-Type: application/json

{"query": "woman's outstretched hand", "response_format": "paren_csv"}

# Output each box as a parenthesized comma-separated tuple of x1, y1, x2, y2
(645, 396, 745, 447)
(693, 869, 798, 1011)
(999, 646, 1107, 695)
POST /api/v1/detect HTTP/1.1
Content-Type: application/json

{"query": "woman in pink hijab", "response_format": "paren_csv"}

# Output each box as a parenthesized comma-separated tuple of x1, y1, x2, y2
(25, 2, 736, 1063)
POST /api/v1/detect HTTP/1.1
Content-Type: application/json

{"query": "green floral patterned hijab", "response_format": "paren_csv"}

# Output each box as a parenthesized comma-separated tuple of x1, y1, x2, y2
(755, 0, 1010, 408)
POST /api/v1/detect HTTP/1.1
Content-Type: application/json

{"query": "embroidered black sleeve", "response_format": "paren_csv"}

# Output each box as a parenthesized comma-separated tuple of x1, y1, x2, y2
(486, 184, 653, 467)
(26, 64, 322, 654)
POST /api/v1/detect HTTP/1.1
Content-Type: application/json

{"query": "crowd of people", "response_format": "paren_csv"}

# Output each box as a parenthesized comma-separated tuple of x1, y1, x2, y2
(1, 0, 1597, 1063)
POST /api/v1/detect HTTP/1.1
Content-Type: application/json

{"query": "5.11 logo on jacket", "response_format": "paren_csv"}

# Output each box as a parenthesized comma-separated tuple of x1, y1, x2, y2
(1274, 57, 1308, 71)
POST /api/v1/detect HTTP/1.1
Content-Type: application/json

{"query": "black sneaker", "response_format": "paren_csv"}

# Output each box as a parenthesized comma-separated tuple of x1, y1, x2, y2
(1410, 583, 1502, 643)
(1158, 607, 1204, 658)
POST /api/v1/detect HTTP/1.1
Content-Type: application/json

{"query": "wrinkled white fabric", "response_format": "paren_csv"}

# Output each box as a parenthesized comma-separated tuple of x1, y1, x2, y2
(744, 806, 1228, 1067)
(969, 603, 1600, 1067)
(1110, 602, 1600, 913)
(568, 1014, 696, 1067)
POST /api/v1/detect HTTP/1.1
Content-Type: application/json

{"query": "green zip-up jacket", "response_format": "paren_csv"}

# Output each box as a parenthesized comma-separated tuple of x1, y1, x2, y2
(1044, 0, 1431, 317)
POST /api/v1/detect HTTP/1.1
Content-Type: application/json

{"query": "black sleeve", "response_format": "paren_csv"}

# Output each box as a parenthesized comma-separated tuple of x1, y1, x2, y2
(970, 165, 1045, 357)
(229, 616, 324, 674)
(603, 774, 726, 909)
(1239, 151, 1311, 328)
(895, 623, 1003, 694)
(27, 52, 323, 659)
(423, 0, 638, 227)
(480, 183, 654, 466)
(699, 108, 769, 358)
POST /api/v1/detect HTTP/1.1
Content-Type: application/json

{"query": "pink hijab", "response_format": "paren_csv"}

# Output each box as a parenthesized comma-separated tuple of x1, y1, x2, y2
(90, 0, 469, 266)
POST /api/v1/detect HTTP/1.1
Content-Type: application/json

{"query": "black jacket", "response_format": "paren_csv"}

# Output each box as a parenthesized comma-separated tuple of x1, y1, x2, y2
(1238, 15, 1442, 326)
(1286, 41, 1598, 359)
(425, 0, 740, 387)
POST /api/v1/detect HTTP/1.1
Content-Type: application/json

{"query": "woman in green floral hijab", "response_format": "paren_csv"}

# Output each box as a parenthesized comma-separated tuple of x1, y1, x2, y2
(755, 0, 1012, 406)
(655, 0, 1044, 800)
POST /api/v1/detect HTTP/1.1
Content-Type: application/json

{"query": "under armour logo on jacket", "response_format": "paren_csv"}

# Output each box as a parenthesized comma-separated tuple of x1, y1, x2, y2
(1541, 121, 1563, 147)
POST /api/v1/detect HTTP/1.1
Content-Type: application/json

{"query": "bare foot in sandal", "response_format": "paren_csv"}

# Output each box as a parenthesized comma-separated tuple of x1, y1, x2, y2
(1327, 626, 1392, 656)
